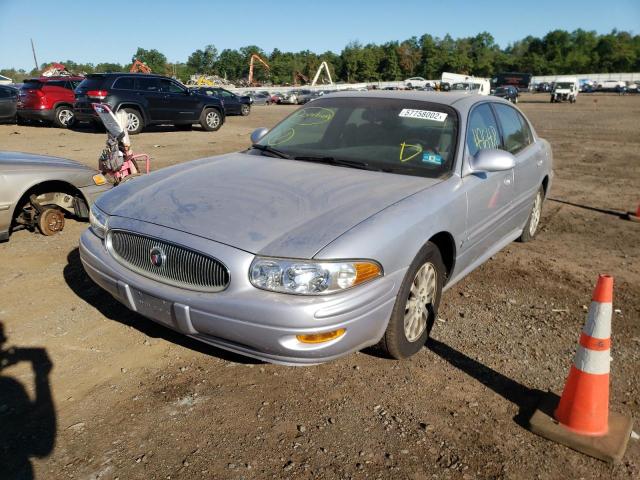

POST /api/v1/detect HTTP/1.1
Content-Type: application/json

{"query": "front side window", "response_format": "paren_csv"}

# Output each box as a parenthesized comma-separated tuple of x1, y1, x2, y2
(160, 79, 185, 94)
(493, 104, 532, 154)
(256, 97, 458, 178)
(466, 103, 500, 157)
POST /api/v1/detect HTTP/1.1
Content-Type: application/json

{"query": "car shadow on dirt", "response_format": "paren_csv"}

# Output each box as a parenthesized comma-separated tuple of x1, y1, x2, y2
(63, 248, 260, 364)
(425, 338, 554, 428)
(0, 322, 56, 480)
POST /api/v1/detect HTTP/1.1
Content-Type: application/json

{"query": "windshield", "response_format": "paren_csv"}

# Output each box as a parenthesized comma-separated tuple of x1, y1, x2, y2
(555, 82, 573, 89)
(451, 83, 469, 91)
(256, 97, 458, 178)
(494, 87, 507, 94)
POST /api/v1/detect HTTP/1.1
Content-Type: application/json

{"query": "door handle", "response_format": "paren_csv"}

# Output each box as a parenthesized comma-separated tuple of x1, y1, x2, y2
(536, 159, 543, 167)
(503, 175, 512, 186)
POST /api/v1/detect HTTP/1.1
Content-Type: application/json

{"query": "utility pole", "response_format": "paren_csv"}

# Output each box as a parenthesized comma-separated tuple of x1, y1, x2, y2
(30, 38, 39, 71)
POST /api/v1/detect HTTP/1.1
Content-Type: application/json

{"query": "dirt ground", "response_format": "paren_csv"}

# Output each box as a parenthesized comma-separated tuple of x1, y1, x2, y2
(0, 94, 638, 480)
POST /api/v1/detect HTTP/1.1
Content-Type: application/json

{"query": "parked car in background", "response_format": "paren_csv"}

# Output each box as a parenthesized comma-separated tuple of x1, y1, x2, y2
(81, 91, 552, 365)
(492, 85, 519, 103)
(404, 77, 430, 89)
(536, 82, 551, 93)
(0, 151, 111, 241)
(17, 77, 84, 128)
(597, 80, 626, 92)
(247, 92, 272, 106)
(280, 89, 318, 105)
(193, 87, 251, 115)
(74, 73, 225, 134)
(550, 77, 579, 103)
(0, 85, 18, 123)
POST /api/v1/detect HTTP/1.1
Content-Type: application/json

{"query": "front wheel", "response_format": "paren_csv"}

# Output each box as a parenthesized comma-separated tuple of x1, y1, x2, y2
(514, 96, 519, 104)
(200, 108, 222, 131)
(38, 207, 65, 236)
(518, 186, 544, 242)
(379, 243, 445, 359)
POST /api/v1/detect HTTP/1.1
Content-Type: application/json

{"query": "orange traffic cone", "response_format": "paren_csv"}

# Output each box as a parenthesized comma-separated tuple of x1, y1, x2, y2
(528, 274, 634, 463)
(627, 202, 640, 222)
(554, 274, 613, 435)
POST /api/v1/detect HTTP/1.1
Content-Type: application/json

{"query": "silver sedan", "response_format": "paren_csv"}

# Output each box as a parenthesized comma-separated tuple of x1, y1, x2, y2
(80, 91, 553, 364)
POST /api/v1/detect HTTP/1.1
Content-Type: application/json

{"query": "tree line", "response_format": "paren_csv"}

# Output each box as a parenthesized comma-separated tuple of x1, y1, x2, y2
(2, 29, 638, 84)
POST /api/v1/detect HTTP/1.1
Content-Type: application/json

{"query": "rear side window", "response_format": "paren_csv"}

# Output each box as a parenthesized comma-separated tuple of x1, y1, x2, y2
(466, 103, 500, 157)
(159, 79, 185, 94)
(45, 80, 67, 89)
(493, 104, 532, 154)
(136, 77, 160, 91)
(0, 87, 11, 98)
(112, 77, 135, 90)
(21, 80, 42, 90)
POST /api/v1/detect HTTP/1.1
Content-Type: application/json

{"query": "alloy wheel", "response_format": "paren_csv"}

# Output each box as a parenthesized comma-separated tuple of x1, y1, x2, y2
(404, 262, 437, 342)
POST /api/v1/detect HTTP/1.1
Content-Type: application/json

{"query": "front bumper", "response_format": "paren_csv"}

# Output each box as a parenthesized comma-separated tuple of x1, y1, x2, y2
(79, 218, 401, 365)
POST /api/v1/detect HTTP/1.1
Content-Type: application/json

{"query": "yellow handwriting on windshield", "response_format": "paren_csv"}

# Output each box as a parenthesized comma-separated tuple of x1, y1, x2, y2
(399, 142, 423, 162)
(267, 128, 295, 146)
(294, 107, 335, 126)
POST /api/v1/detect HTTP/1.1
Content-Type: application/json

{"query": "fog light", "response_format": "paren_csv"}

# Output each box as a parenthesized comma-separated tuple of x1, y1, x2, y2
(296, 328, 345, 344)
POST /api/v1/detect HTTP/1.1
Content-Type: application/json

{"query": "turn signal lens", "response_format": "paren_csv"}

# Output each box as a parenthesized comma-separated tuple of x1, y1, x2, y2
(92, 174, 107, 186)
(296, 328, 346, 344)
(354, 262, 382, 285)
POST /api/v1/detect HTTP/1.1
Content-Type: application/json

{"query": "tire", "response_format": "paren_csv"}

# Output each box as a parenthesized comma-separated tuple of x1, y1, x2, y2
(550, 97, 554, 103)
(379, 243, 445, 359)
(175, 123, 193, 131)
(514, 96, 519, 104)
(240, 104, 251, 116)
(122, 107, 144, 135)
(53, 105, 75, 128)
(37, 207, 65, 236)
(518, 186, 544, 243)
(199, 108, 222, 131)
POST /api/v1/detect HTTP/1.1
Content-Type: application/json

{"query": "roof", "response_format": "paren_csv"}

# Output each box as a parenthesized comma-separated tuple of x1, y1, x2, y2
(324, 90, 507, 110)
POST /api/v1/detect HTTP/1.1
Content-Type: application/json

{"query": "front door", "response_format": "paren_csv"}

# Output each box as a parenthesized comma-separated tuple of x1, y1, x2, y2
(216, 89, 240, 114)
(461, 103, 515, 262)
(159, 79, 200, 122)
(135, 77, 165, 122)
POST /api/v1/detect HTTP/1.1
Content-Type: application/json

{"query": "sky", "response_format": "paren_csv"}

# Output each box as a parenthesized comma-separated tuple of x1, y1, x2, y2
(1, 0, 639, 70)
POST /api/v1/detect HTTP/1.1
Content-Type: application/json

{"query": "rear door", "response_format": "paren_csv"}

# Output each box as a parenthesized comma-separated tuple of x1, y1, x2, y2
(493, 103, 541, 225)
(135, 77, 165, 121)
(462, 103, 515, 261)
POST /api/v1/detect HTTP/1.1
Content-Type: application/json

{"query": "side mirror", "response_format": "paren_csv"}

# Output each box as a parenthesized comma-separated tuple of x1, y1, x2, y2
(184, 89, 192, 95)
(468, 148, 515, 174)
(250, 127, 269, 144)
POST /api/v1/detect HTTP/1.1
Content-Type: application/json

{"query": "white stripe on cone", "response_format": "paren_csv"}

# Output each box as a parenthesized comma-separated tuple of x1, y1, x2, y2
(574, 346, 611, 375)
(583, 302, 612, 339)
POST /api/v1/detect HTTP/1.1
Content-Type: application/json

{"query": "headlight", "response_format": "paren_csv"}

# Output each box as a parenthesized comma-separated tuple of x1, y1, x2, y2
(89, 205, 108, 239)
(249, 257, 382, 295)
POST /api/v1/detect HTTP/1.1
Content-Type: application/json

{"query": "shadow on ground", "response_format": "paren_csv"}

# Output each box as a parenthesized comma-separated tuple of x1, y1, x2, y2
(63, 247, 259, 364)
(0, 322, 56, 480)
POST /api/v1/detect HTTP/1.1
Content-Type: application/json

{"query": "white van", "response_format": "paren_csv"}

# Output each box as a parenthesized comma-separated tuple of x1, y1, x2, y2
(442, 72, 490, 95)
(550, 77, 579, 103)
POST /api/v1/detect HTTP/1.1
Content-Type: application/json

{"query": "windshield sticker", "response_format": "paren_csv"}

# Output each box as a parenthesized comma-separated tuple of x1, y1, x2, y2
(399, 142, 423, 162)
(293, 107, 335, 126)
(422, 153, 443, 165)
(471, 126, 499, 150)
(398, 109, 448, 122)
(267, 128, 295, 146)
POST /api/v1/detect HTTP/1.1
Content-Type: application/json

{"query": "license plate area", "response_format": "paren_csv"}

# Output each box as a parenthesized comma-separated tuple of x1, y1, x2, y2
(132, 288, 174, 327)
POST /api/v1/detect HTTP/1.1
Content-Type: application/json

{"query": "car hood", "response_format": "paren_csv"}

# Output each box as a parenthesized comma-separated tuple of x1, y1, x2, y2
(0, 151, 93, 171)
(97, 152, 442, 258)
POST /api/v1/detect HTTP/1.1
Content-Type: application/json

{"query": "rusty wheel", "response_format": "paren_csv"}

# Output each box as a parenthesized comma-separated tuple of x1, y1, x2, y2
(37, 208, 65, 236)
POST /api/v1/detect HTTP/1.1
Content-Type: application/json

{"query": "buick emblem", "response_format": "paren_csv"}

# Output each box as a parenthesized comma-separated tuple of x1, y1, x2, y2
(149, 246, 166, 268)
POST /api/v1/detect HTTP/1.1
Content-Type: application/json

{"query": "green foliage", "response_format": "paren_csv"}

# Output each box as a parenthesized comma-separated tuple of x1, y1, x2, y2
(132, 48, 167, 74)
(6, 29, 638, 84)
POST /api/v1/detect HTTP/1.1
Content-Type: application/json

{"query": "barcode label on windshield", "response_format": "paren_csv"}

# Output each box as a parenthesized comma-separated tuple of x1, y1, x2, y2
(398, 109, 448, 122)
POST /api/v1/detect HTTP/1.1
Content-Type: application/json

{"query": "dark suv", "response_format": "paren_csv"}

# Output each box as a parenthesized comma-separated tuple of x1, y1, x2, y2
(74, 73, 225, 134)
(18, 76, 84, 127)
(492, 85, 519, 103)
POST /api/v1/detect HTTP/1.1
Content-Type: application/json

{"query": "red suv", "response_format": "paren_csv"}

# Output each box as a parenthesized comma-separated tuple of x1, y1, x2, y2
(17, 76, 84, 128)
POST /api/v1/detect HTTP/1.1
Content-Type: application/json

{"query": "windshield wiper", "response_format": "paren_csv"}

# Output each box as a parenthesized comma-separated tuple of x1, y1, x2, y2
(293, 156, 381, 171)
(251, 144, 291, 159)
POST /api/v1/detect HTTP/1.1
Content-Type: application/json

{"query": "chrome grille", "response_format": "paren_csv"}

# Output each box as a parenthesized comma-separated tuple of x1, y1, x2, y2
(107, 230, 230, 292)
